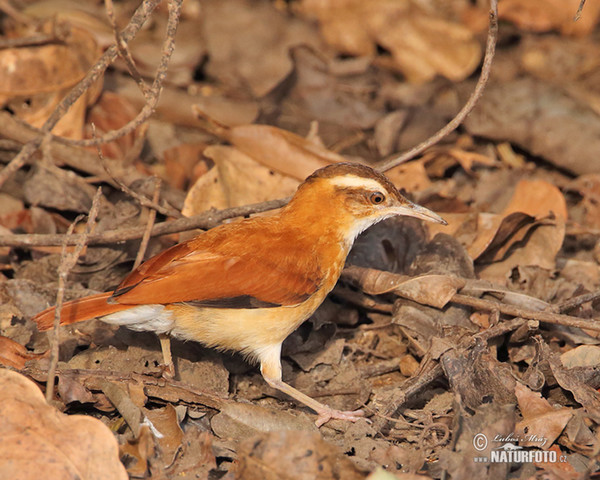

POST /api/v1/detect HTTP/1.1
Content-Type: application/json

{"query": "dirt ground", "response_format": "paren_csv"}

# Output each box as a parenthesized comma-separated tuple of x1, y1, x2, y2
(1, 0, 600, 479)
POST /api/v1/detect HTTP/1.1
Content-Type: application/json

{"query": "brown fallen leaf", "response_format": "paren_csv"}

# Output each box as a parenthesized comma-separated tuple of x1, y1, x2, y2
(182, 145, 299, 215)
(120, 425, 155, 478)
(514, 382, 573, 449)
(300, 0, 481, 83)
(566, 174, 600, 229)
(143, 404, 184, 467)
(194, 110, 346, 180)
(84, 91, 146, 161)
(499, 0, 600, 36)
(0, 369, 127, 480)
(0, 20, 102, 139)
(231, 431, 365, 480)
(0, 335, 45, 369)
(343, 266, 466, 309)
(561, 345, 600, 369)
(211, 402, 316, 440)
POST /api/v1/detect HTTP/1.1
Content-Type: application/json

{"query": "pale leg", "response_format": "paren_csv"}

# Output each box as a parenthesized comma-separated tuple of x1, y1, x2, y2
(158, 333, 175, 378)
(259, 344, 364, 427)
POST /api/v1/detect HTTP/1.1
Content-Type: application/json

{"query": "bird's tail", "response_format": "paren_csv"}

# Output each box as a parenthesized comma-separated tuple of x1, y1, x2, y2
(33, 292, 132, 331)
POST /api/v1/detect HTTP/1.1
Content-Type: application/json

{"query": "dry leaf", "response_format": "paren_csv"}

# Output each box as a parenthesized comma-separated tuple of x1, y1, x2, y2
(300, 0, 481, 83)
(182, 145, 299, 215)
(514, 383, 573, 449)
(566, 174, 600, 229)
(231, 431, 364, 480)
(499, 0, 600, 36)
(0, 20, 102, 138)
(343, 266, 465, 308)
(0, 335, 44, 368)
(561, 345, 600, 369)
(195, 111, 346, 180)
(0, 369, 127, 480)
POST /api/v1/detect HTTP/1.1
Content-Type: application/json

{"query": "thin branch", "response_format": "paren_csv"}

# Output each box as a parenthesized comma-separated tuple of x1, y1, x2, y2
(0, 197, 290, 247)
(45, 188, 102, 403)
(94, 123, 182, 218)
(554, 290, 600, 314)
(574, 0, 587, 21)
(374, 0, 499, 172)
(133, 177, 161, 270)
(0, 32, 59, 48)
(104, 0, 152, 99)
(451, 293, 600, 332)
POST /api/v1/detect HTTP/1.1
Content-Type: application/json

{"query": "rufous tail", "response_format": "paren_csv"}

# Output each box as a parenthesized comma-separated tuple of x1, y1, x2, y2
(33, 292, 132, 331)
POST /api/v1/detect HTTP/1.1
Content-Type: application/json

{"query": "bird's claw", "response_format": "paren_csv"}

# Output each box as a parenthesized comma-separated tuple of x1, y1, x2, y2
(315, 408, 365, 427)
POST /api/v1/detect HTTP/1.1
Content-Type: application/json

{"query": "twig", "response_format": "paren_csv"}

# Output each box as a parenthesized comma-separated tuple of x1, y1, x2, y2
(374, 0, 499, 172)
(23, 366, 226, 411)
(104, 0, 152, 99)
(0, 197, 289, 247)
(574, 0, 587, 21)
(451, 293, 600, 332)
(133, 177, 161, 270)
(553, 290, 600, 314)
(0, 32, 59, 48)
(0, 0, 162, 189)
(45, 188, 102, 402)
(94, 123, 182, 218)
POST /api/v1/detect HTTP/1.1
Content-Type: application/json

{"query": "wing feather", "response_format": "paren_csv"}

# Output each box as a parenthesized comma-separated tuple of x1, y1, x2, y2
(112, 219, 323, 307)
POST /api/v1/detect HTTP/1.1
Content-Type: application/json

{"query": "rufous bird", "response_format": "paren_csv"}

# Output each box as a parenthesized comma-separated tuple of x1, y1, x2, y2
(34, 163, 446, 426)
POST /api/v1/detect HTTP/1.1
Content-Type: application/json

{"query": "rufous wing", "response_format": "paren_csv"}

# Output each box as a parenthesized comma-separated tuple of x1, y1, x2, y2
(112, 223, 323, 307)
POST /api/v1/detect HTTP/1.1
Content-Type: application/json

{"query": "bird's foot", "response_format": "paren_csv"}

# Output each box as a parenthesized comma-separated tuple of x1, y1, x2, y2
(160, 362, 176, 380)
(315, 408, 365, 427)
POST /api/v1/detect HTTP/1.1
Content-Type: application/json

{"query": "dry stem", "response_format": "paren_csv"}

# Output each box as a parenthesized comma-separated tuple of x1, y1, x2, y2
(45, 188, 102, 402)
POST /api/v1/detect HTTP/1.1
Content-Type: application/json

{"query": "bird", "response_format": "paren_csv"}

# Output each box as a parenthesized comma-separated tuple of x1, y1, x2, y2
(33, 162, 446, 426)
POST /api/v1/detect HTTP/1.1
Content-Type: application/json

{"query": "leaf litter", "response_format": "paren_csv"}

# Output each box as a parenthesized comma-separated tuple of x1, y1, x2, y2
(0, 0, 600, 479)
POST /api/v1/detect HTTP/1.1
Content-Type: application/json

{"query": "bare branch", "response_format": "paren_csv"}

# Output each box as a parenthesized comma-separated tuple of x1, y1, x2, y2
(45, 188, 102, 403)
(0, 197, 290, 248)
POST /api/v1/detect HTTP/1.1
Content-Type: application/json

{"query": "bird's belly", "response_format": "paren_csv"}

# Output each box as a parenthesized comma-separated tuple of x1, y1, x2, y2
(166, 301, 317, 359)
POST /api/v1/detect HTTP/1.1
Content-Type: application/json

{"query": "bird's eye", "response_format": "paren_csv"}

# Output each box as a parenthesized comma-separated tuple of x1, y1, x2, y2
(370, 192, 385, 204)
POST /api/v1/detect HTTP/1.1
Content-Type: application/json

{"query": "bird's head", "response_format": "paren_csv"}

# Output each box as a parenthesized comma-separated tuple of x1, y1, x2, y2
(286, 163, 446, 245)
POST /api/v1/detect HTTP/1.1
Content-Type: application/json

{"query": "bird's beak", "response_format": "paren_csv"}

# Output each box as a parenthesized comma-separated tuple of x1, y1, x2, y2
(391, 201, 447, 225)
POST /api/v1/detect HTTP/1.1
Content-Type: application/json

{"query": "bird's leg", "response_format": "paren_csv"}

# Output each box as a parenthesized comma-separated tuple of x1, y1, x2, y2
(259, 345, 364, 427)
(158, 333, 175, 379)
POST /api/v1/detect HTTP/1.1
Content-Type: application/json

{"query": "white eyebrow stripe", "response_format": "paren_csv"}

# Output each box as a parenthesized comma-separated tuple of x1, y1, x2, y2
(328, 175, 384, 191)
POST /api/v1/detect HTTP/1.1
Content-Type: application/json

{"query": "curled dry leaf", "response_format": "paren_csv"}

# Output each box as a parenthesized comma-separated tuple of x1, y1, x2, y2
(300, 0, 481, 83)
(0, 369, 127, 480)
(143, 405, 184, 467)
(0, 335, 44, 369)
(0, 20, 102, 139)
(343, 266, 465, 309)
(211, 402, 316, 440)
(194, 109, 346, 180)
(514, 382, 573, 449)
(421, 148, 499, 176)
(478, 179, 567, 283)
